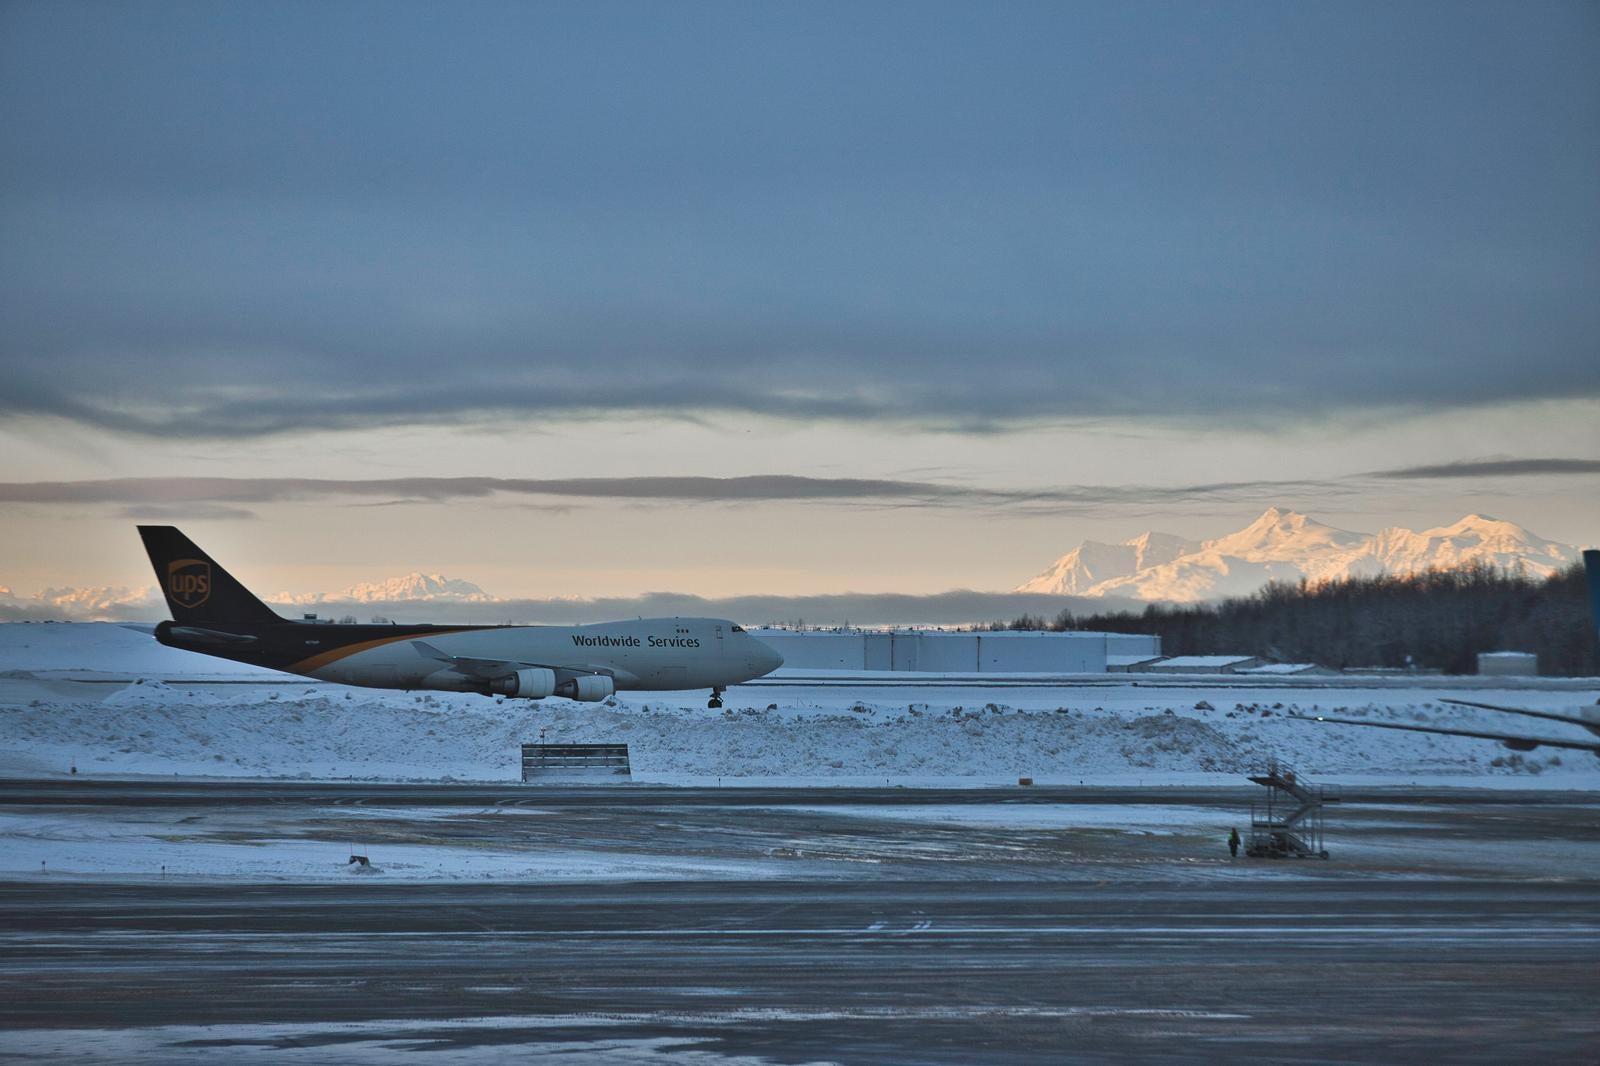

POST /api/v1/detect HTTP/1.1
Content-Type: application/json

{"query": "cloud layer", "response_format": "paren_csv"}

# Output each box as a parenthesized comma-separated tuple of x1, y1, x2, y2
(0, 472, 1330, 516)
(0, 587, 1133, 628)
(1374, 459, 1600, 480)
(2, 5, 1596, 437)
(2, 459, 1594, 518)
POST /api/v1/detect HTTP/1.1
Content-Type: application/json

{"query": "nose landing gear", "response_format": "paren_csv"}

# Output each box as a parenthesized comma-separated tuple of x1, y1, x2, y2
(708, 686, 725, 709)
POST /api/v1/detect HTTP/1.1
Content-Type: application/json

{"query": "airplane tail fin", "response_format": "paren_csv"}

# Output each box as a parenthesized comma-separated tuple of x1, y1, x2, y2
(1585, 549, 1600, 642)
(137, 526, 282, 626)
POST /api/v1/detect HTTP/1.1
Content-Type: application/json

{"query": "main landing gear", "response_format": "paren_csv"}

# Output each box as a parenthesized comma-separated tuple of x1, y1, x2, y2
(708, 686, 725, 709)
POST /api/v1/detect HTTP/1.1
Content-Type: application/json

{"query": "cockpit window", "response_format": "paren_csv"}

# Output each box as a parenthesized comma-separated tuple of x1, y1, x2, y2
(730, 625, 745, 632)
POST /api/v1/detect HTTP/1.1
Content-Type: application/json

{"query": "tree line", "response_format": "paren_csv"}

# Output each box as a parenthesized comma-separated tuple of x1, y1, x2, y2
(995, 560, 1598, 676)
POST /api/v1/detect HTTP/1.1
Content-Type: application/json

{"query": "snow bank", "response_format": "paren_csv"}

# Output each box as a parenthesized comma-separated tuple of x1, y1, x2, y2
(1, 623, 1597, 785)
(3, 675, 1598, 785)
(0, 622, 275, 677)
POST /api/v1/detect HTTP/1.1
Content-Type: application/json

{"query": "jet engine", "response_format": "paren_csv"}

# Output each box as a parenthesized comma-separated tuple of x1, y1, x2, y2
(489, 667, 557, 699)
(556, 675, 615, 702)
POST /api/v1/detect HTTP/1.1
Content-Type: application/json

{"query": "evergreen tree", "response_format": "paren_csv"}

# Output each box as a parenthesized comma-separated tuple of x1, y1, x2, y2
(1005, 561, 1597, 676)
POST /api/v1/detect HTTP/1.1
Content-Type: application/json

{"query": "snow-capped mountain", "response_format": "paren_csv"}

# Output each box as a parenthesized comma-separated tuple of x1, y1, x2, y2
(281, 572, 494, 605)
(341, 572, 492, 603)
(1363, 515, 1574, 577)
(1, 573, 496, 620)
(1017, 532, 1200, 596)
(33, 585, 161, 615)
(1016, 508, 1580, 602)
(0, 584, 162, 622)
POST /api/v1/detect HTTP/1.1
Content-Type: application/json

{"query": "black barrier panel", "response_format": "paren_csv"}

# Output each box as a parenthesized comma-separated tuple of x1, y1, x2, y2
(521, 743, 631, 780)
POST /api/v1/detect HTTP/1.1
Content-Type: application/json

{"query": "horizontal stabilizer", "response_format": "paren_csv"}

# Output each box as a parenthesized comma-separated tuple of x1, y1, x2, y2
(168, 626, 260, 646)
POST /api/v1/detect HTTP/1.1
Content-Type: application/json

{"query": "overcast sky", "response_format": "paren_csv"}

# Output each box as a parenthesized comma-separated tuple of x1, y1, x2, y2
(1, 1, 1596, 600)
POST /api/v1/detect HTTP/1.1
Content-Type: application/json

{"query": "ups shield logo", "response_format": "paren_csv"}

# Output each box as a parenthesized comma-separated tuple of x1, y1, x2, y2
(167, 558, 212, 610)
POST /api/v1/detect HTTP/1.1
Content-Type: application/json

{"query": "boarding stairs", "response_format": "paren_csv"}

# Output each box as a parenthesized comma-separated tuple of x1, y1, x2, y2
(1246, 760, 1335, 859)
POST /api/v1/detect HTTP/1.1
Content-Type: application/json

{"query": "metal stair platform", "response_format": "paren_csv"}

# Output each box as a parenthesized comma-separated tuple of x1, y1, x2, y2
(1246, 760, 1336, 859)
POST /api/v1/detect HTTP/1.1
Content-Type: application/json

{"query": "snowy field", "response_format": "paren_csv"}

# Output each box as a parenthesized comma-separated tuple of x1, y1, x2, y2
(0, 805, 787, 884)
(2, 623, 1598, 787)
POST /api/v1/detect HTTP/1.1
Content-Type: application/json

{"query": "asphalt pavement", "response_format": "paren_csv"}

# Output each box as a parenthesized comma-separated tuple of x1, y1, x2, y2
(2, 880, 1597, 1063)
(3, 775, 1591, 807)
(1, 779, 1597, 1063)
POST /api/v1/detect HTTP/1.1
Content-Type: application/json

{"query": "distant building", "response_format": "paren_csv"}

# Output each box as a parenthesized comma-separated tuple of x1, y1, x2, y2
(1107, 653, 1166, 673)
(1135, 654, 1266, 675)
(1476, 651, 1538, 677)
(751, 628, 1160, 674)
(1236, 662, 1338, 677)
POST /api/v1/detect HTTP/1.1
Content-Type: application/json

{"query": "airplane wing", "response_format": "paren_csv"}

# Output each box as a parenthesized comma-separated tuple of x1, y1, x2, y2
(411, 639, 532, 679)
(1287, 713, 1600, 756)
(1440, 698, 1600, 736)
(410, 640, 610, 681)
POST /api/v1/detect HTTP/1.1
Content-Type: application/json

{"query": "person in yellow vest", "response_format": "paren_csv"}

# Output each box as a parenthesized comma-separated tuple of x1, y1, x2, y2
(1228, 827, 1241, 858)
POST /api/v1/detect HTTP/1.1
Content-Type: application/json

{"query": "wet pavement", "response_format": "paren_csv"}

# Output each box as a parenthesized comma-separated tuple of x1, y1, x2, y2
(1, 781, 1597, 1062)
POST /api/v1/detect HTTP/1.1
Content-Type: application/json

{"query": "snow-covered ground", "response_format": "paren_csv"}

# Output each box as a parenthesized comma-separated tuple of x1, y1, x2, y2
(0, 807, 782, 884)
(1, 623, 1597, 786)
(0, 801, 1252, 884)
(0, 621, 279, 679)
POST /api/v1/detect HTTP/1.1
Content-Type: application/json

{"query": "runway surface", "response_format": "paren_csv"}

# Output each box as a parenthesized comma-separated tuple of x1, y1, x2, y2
(2, 776, 1591, 807)
(3, 879, 1598, 1064)
(2, 780, 1598, 1063)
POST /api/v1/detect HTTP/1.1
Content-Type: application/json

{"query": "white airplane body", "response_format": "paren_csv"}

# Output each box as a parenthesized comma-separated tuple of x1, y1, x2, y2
(138, 526, 782, 707)
(298, 617, 779, 698)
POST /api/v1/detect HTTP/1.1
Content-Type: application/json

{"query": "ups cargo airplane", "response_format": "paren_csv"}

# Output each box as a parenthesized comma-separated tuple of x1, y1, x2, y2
(138, 526, 783, 708)
(1293, 548, 1600, 759)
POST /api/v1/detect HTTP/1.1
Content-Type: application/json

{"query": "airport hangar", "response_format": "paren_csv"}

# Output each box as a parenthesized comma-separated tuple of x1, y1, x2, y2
(748, 628, 1161, 673)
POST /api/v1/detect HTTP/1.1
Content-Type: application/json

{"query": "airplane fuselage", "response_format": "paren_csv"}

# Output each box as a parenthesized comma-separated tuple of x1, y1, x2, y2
(155, 616, 781, 696)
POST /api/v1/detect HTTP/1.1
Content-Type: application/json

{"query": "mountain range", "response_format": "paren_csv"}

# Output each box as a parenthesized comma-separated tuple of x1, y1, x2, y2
(0, 584, 160, 616)
(3, 512, 1583, 621)
(0, 573, 495, 618)
(1015, 508, 1581, 603)
(276, 572, 494, 605)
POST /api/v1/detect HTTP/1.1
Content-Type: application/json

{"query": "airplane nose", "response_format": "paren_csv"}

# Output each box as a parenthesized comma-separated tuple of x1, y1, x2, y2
(753, 639, 784, 674)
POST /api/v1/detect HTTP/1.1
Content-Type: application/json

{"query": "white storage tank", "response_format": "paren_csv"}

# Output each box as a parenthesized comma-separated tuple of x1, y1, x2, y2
(1477, 651, 1538, 677)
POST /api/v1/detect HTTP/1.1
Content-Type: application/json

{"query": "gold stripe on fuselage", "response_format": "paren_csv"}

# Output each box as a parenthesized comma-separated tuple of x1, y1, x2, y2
(287, 627, 486, 674)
